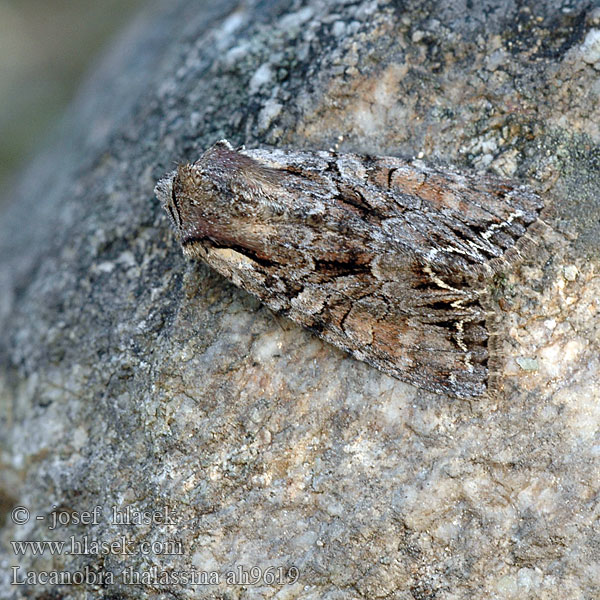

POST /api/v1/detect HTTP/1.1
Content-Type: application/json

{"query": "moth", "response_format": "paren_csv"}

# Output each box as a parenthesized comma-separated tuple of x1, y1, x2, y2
(155, 140, 543, 398)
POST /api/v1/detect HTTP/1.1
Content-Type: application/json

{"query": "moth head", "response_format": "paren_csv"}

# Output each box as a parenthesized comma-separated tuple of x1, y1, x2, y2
(155, 140, 281, 257)
(154, 169, 215, 256)
(154, 169, 180, 230)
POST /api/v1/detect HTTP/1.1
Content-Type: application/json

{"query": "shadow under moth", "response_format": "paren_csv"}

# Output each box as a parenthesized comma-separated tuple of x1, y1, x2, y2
(155, 140, 544, 398)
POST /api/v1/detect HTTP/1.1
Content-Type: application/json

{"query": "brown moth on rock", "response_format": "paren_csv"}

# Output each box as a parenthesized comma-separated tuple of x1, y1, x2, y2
(155, 140, 544, 398)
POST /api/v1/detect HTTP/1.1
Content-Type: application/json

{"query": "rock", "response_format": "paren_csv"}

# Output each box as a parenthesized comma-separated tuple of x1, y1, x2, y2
(0, 0, 598, 598)
(580, 28, 600, 67)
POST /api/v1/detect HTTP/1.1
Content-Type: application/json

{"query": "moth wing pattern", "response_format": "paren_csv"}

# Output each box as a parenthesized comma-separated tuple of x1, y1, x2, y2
(156, 141, 544, 398)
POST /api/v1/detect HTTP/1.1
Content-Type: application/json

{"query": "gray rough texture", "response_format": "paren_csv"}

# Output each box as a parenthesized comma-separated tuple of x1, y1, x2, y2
(0, 0, 599, 599)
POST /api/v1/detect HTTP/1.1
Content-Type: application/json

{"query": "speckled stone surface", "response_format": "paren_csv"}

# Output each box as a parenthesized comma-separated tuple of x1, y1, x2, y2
(0, 1, 599, 599)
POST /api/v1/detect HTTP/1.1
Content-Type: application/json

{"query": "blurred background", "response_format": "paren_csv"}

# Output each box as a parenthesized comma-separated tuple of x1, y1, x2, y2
(0, 0, 149, 201)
